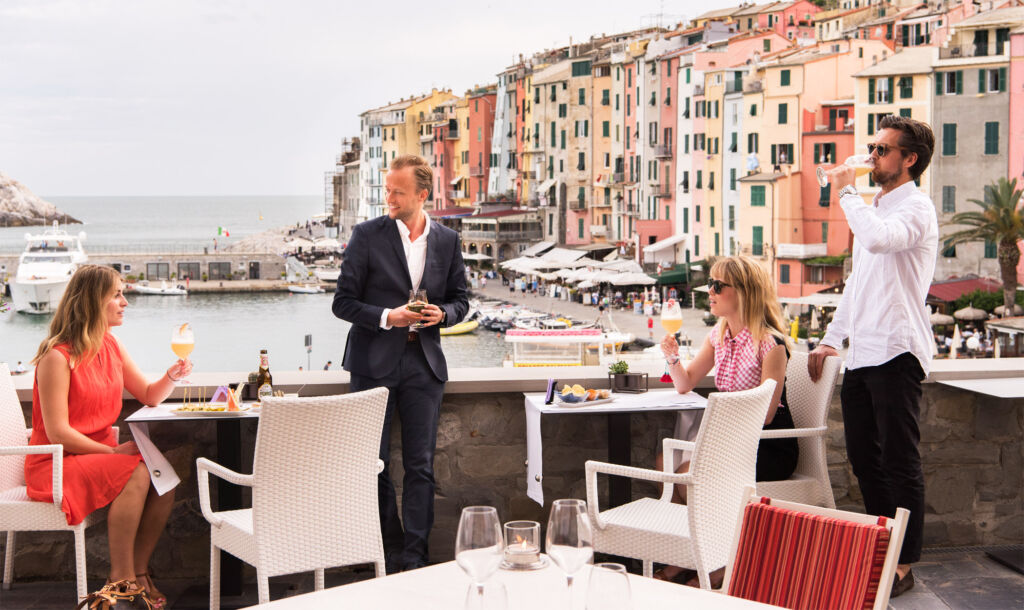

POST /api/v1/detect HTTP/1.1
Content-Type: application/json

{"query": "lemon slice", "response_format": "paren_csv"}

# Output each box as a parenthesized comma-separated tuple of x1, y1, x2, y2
(178, 322, 190, 334)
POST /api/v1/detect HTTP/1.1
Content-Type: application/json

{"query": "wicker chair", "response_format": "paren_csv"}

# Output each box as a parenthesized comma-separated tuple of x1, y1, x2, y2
(723, 485, 908, 610)
(585, 379, 776, 590)
(0, 363, 110, 602)
(756, 351, 842, 508)
(198, 388, 389, 608)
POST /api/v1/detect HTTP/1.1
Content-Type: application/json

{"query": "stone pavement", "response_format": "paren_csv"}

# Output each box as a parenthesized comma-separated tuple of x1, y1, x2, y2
(1, 549, 1020, 608)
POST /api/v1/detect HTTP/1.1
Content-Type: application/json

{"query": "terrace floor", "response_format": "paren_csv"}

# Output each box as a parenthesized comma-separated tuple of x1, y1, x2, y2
(2, 546, 1020, 609)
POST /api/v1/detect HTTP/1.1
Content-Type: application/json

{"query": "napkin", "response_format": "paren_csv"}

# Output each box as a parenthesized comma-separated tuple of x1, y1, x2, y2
(128, 422, 182, 496)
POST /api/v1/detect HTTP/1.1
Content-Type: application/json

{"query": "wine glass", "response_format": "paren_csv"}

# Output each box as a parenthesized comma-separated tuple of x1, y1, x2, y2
(660, 300, 682, 381)
(408, 288, 428, 329)
(816, 153, 874, 188)
(455, 506, 504, 610)
(170, 323, 194, 381)
(585, 563, 632, 610)
(546, 499, 594, 607)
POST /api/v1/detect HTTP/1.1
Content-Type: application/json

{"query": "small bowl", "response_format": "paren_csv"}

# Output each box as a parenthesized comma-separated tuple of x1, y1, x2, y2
(558, 393, 584, 403)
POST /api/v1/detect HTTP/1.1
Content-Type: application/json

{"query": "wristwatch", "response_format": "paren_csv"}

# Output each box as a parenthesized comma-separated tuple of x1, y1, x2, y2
(838, 184, 858, 198)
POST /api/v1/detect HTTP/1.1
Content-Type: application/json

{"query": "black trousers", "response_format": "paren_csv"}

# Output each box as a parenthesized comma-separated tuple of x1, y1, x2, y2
(350, 340, 445, 571)
(840, 352, 925, 564)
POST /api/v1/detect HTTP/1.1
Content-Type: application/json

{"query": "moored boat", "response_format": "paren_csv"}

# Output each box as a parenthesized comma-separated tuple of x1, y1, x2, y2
(439, 320, 479, 336)
(287, 284, 325, 294)
(10, 221, 87, 315)
(133, 280, 188, 296)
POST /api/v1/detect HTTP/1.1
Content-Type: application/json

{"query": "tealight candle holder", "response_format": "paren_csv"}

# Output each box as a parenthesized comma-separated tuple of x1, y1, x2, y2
(500, 520, 547, 571)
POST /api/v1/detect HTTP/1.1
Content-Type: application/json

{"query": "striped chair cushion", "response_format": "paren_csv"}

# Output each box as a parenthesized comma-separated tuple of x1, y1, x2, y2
(727, 499, 890, 610)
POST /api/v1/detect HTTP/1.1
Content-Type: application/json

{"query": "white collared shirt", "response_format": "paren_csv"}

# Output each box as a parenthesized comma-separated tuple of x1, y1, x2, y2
(379, 215, 431, 329)
(821, 180, 938, 375)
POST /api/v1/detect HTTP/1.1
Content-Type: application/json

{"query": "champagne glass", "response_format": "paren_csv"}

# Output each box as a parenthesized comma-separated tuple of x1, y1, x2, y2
(816, 153, 874, 188)
(171, 323, 194, 381)
(408, 288, 428, 329)
(660, 300, 682, 382)
(585, 563, 632, 610)
(546, 499, 594, 607)
(455, 506, 504, 610)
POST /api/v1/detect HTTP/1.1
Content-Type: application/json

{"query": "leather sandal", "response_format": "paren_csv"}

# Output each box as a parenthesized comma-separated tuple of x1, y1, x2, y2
(76, 579, 154, 610)
(136, 571, 167, 608)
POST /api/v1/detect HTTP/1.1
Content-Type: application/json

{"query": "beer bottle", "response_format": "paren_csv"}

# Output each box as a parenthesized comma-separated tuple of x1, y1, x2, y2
(256, 349, 273, 401)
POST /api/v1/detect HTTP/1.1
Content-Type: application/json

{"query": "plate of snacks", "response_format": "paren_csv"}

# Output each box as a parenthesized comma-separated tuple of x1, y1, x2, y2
(556, 384, 613, 406)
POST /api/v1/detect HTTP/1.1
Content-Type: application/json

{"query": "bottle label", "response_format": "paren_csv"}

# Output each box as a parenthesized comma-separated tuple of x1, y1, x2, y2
(258, 383, 272, 398)
(260, 354, 268, 368)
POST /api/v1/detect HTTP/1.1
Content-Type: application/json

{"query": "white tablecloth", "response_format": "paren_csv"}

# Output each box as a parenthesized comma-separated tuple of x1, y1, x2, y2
(524, 389, 707, 505)
(124, 403, 260, 496)
(249, 560, 778, 609)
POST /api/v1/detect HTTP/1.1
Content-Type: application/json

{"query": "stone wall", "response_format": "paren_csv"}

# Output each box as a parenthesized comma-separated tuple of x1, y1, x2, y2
(2, 382, 1020, 582)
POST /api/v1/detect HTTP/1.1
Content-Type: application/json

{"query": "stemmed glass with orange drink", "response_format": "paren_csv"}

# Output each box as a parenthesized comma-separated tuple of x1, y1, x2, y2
(816, 154, 874, 188)
(660, 300, 682, 382)
(171, 323, 194, 382)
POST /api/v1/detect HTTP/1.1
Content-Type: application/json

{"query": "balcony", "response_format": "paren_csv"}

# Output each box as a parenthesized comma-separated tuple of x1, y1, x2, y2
(419, 132, 434, 143)
(650, 184, 670, 198)
(938, 44, 1004, 60)
(590, 225, 609, 236)
(775, 243, 827, 259)
(693, 85, 704, 96)
(612, 172, 625, 183)
(571, 198, 586, 210)
(463, 229, 543, 241)
(521, 170, 537, 180)
(446, 129, 460, 140)
(654, 145, 672, 159)
(744, 80, 764, 93)
(428, 111, 447, 122)
(725, 81, 743, 94)
(447, 189, 467, 200)
(470, 166, 486, 177)
(527, 195, 541, 206)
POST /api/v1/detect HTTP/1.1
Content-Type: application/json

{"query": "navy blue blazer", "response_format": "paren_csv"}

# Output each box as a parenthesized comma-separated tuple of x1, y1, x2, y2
(332, 215, 468, 382)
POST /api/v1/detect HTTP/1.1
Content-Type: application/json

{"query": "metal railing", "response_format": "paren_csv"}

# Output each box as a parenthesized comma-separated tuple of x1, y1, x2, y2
(938, 44, 1004, 59)
(654, 145, 672, 159)
(446, 129, 460, 140)
(612, 172, 625, 183)
(725, 81, 743, 94)
(571, 198, 586, 210)
(470, 166, 486, 177)
(650, 185, 670, 198)
(447, 190, 467, 199)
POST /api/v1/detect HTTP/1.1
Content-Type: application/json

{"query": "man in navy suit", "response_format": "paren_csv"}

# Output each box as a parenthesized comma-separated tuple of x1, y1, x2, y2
(333, 154, 468, 573)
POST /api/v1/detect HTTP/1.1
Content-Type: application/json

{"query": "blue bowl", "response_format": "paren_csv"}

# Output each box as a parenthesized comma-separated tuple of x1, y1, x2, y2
(558, 393, 584, 403)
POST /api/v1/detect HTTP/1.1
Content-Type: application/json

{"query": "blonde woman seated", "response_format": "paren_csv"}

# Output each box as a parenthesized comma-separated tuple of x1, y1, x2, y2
(26, 265, 191, 609)
(654, 256, 797, 585)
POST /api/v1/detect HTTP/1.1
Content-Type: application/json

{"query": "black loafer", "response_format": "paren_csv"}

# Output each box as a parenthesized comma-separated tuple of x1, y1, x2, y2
(891, 569, 915, 598)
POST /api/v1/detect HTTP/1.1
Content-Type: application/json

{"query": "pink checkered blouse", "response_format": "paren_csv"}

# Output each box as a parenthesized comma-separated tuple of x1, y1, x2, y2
(711, 323, 783, 404)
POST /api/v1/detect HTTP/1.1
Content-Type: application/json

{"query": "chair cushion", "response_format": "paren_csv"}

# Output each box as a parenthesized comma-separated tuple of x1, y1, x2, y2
(727, 502, 890, 610)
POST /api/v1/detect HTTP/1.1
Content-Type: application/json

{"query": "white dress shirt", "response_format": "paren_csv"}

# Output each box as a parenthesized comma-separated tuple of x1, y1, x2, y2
(380, 215, 431, 329)
(821, 180, 938, 376)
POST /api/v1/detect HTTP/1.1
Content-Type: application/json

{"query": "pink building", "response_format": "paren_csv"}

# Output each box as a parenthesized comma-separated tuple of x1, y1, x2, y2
(467, 88, 496, 204)
(762, 0, 819, 43)
(636, 51, 679, 258)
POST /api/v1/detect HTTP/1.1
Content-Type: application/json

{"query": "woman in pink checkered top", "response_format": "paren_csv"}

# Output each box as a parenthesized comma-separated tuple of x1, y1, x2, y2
(654, 256, 797, 585)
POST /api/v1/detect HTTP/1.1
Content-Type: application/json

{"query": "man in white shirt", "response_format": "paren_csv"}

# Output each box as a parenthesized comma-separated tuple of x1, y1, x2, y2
(808, 115, 937, 597)
(333, 154, 468, 573)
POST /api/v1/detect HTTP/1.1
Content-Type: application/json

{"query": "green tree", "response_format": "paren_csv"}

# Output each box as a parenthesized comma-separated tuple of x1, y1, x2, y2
(943, 178, 1024, 317)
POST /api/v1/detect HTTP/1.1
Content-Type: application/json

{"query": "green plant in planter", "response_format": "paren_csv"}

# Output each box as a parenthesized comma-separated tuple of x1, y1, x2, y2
(608, 361, 629, 374)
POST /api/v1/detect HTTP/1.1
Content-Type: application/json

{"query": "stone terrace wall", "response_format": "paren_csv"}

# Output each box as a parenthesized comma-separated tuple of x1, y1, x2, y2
(2, 382, 1020, 581)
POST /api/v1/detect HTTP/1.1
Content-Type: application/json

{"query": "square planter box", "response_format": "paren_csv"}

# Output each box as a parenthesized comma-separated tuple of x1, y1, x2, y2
(608, 372, 649, 393)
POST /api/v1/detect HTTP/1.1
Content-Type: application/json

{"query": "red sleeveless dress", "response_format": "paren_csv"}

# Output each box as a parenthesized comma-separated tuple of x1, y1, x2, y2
(25, 333, 143, 525)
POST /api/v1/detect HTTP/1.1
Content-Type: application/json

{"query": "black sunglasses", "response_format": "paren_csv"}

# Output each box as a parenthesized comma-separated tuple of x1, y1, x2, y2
(708, 279, 732, 294)
(867, 143, 904, 158)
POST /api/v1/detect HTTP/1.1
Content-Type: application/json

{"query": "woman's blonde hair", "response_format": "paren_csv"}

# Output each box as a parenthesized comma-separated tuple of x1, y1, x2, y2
(33, 265, 121, 365)
(710, 256, 790, 348)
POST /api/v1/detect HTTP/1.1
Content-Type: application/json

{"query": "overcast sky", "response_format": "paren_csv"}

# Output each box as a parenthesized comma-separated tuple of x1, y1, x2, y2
(0, 0, 736, 196)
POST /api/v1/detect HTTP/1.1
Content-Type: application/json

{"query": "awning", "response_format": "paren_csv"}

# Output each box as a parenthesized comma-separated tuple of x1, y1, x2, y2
(539, 247, 588, 264)
(652, 267, 689, 285)
(575, 243, 617, 252)
(450, 176, 465, 186)
(461, 252, 493, 261)
(642, 234, 687, 254)
(538, 178, 557, 192)
(779, 293, 844, 308)
(520, 241, 555, 257)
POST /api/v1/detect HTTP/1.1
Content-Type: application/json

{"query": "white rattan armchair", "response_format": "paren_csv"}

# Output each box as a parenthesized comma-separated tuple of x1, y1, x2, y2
(585, 380, 776, 590)
(756, 351, 842, 508)
(198, 388, 389, 608)
(0, 363, 111, 602)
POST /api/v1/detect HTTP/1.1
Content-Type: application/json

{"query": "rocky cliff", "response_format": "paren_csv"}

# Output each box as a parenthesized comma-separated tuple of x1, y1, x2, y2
(0, 172, 80, 227)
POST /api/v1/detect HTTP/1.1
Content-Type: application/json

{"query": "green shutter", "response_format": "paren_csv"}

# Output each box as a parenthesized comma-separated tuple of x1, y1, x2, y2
(602, 121, 610, 137)
(942, 123, 957, 156)
(814, 143, 820, 163)
(752, 226, 764, 256)
(821, 222, 829, 243)
(887, 77, 894, 102)
(778, 103, 787, 124)
(955, 70, 963, 94)
(771, 144, 777, 165)
(935, 73, 943, 96)
(900, 108, 911, 118)
(867, 113, 875, 136)
(710, 207, 715, 227)
(868, 78, 875, 104)
(819, 183, 831, 206)
(751, 185, 766, 206)
(978, 69, 986, 94)
(984, 121, 999, 154)
(781, 69, 790, 86)
(999, 67, 1007, 92)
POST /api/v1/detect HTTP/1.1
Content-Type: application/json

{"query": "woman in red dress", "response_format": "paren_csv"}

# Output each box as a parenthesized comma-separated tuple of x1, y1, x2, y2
(27, 265, 191, 609)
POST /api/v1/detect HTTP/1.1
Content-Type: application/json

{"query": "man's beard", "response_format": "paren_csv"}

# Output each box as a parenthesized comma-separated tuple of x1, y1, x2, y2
(871, 167, 899, 189)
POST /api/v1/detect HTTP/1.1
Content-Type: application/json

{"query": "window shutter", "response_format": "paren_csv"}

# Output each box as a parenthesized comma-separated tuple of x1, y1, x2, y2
(887, 77, 894, 102)
(867, 113, 874, 136)
(771, 144, 777, 165)
(900, 108, 911, 118)
(868, 78, 875, 104)
(935, 73, 943, 96)
(814, 143, 821, 162)
(955, 70, 963, 94)
(819, 183, 831, 207)
(999, 67, 1007, 92)
(978, 69, 986, 94)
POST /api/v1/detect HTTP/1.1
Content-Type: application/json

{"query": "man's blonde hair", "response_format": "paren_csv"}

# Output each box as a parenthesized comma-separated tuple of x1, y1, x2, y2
(390, 154, 434, 198)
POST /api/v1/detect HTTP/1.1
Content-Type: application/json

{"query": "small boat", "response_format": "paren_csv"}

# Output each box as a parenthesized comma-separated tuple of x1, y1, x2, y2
(10, 221, 88, 314)
(133, 281, 188, 296)
(287, 284, 325, 294)
(312, 267, 340, 282)
(440, 320, 479, 336)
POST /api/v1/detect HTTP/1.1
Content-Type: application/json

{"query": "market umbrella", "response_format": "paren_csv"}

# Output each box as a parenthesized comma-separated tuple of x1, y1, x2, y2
(611, 272, 656, 286)
(313, 237, 342, 251)
(930, 310, 955, 326)
(994, 304, 1023, 316)
(810, 307, 820, 332)
(950, 324, 962, 359)
(953, 303, 987, 321)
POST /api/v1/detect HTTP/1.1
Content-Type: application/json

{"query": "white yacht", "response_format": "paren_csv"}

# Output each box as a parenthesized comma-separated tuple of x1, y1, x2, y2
(10, 221, 87, 314)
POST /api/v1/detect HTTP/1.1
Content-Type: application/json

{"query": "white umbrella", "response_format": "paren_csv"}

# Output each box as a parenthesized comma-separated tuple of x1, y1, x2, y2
(953, 304, 987, 321)
(577, 280, 596, 289)
(995, 336, 1001, 358)
(810, 307, 820, 332)
(930, 310, 955, 326)
(611, 272, 656, 286)
(951, 324, 962, 359)
(313, 237, 342, 250)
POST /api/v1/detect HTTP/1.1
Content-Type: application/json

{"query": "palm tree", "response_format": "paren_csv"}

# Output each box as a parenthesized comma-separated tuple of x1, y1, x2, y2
(943, 177, 1023, 317)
